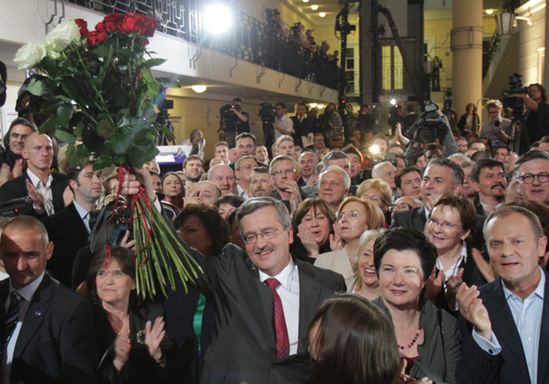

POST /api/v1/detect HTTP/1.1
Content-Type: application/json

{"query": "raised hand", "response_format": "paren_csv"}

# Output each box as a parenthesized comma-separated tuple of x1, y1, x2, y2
(297, 222, 320, 257)
(456, 283, 492, 340)
(25, 179, 45, 213)
(424, 267, 444, 301)
(145, 317, 166, 365)
(113, 315, 131, 371)
(471, 248, 496, 283)
(329, 222, 343, 251)
(398, 359, 433, 384)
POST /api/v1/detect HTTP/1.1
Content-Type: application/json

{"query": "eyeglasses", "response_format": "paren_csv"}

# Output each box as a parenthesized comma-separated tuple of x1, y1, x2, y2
(427, 217, 462, 231)
(242, 226, 285, 244)
(337, 210, 362, 221)
(271, 169, 296, 176)
(519, 172, 549, 184)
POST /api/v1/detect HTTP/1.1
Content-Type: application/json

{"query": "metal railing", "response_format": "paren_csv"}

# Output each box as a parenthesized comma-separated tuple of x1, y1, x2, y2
(66, 0, 339, 89)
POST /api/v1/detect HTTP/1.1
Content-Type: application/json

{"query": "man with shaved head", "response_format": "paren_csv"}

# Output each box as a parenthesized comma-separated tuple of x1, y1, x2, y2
(0, 133, 68, 216)
(208, 164, 236, 196)
(0, 215, 97, 382)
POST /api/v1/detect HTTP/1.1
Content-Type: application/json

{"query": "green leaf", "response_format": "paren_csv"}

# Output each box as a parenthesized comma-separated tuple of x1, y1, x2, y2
(56, 104, 74, 127)
(26, 77, 47, 96)
(93, 155, 114, 170)
(54, 130, 76, 144)
(39, 117, 58, 135)
(144, 58, 166, 68)
(74, 122, 85, 137)
(97, 118, 114, 138)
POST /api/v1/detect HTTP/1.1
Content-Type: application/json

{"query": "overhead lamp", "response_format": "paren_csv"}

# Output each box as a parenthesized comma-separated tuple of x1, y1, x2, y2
(302, 0, 310, 2)
(390, 98, 397, 106)
(203, 3, 233, 34)
(311, 4, 319, 11)
(309, 102, 318, 108)
(191, 84, 208, 93)
(319, 12, 326, 17)
(317, 103, 326, 109)
(485, 9, 495, 15)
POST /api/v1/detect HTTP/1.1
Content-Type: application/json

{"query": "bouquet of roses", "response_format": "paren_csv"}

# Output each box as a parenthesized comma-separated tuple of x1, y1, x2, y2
(14, 13, 201, 299)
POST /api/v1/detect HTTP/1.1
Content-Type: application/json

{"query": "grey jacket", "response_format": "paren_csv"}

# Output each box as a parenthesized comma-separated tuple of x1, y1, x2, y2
(373, 297, 461, 384)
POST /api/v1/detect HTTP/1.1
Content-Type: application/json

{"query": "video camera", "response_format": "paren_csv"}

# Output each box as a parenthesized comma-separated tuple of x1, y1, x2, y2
(403, 101, 448, 144)
(0, 196, 33, 217)
(258, 102, 276, 125)
(502, 73, 527, 121)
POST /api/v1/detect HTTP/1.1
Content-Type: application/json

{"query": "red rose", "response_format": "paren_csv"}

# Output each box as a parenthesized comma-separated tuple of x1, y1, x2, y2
(119, 13, 140, 34)
(87, 30, 106, 47)
(74, 19, 88, 38)
(103, 13, 125, 32)
(95, 21, 106, 32)
(141, 16, 157, 37)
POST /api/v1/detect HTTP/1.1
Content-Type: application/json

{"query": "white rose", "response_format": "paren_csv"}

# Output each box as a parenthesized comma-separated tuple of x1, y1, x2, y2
(46, 20, 81, 52)
(13, 42, 47, 69)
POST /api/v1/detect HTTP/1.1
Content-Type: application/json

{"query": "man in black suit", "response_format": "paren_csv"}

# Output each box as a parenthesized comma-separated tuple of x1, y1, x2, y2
(44, 163, 103, 287)
(200, 197, 346, 383)
(291, 102, 313, 148)
(457, 206, 549, 384)
(0, 133, 68, 216)
(0, 215, 97, 383)
(392, 157, 464, 232)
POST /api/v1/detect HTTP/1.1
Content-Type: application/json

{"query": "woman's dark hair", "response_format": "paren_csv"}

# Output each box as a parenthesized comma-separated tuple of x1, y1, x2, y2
(214, 194, 244, 209)
(529, 83, 547, 102)
(87, 246, 136, 302)
(161, 171, 184, 208)
(373, 228, 437, 282)
(3, 117, 38, 150)
(309, 294, 400, 384)
(291, 198, 336, 262)
(174, 203, 230, 257)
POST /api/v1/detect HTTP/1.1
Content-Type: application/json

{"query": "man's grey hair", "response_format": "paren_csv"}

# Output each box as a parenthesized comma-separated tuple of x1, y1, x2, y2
(234, 155, 257, 171)
(269, 155, 299, 174)
(319, 165, 351, 190)
(236, 197, 291, 234)
(371, 161, 393, 179)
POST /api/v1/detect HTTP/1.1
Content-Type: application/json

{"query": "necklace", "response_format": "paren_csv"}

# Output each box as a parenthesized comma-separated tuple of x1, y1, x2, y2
(398, 328, 421, 350)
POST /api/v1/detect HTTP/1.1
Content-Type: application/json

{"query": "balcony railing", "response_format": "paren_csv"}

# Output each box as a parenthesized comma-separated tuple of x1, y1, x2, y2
(67, 0, 339, 89)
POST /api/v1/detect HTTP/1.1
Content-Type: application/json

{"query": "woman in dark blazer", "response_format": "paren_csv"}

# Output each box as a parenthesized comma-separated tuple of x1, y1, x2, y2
(457, 103, 480, 137)
(373, 228, 461, 384)
(88, 246, 171, 384)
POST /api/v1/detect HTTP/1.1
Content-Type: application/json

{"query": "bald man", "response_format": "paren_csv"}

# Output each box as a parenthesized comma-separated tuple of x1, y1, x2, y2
(0, 133, 68, 216)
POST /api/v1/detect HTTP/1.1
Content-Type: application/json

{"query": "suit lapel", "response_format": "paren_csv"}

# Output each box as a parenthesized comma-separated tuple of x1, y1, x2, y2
(14, 275, 52, 359)
(297, 261, 321, 354)
(537, 271, 549, 383)
(0, 281, 8, 339)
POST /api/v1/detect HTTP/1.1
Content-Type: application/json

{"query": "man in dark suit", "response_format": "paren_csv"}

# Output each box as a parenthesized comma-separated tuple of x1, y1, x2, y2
(291, 102, 313, 148)
(200, 197, 346, 384)
(457, 206, 549, 384)
(44, 163, 103, 287)
(0, 215, 97, 383)
(392, 157, 464, 232)
(0, 133, 68, 216)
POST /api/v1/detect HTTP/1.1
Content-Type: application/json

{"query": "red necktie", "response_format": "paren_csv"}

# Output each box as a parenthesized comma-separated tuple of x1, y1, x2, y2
(264, 278, 289, 360)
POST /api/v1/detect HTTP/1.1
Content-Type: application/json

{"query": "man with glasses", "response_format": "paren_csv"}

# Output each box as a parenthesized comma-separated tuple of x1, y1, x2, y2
(515, 150, 549, 206)
(200, 197, 345, 383)
(269, 155, 305, 214)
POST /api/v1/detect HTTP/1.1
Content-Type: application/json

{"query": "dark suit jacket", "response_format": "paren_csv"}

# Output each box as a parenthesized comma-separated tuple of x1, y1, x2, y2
(291, 116, 313, 147)
(44, 202, 89, 287)
(200, 244, 346, 384)
(392, 206, 427, 232)
(0, 172, 68, 215)
(457, 271, 549, 384)
(0, 274, 97, 383)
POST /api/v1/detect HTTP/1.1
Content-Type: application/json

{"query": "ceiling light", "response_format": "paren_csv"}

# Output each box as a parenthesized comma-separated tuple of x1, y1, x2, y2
(317, 103, 326, 109)
(191, 84, 208, 93)
(302, 0, 310, 2)
(485, 9, 494, 15)
(309, 102, 318, 108)
(319, 12, 326, 17)
(311, 4, 319, 11)
(203, 3, 233, 35)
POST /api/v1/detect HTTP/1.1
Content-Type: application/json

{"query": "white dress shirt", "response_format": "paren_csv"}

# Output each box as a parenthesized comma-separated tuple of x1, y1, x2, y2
(26, 169, 54, 215)
(259, 260, 300, 355)
(2, 273, 45, 384)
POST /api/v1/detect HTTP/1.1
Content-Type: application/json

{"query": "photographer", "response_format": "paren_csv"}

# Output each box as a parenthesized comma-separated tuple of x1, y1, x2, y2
(219, 97, 250, 147)
(395, 102, 457, 166)
(480, 99, 512, 149)
(514, 83, 549, 151)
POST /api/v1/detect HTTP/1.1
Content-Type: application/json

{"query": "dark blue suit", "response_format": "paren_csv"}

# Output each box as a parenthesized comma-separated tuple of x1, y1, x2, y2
(457, 270, 549, 384)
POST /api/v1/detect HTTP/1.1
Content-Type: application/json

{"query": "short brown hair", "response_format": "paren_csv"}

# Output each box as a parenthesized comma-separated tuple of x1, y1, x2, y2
(337, 196, 386, 229)
(432, 192, 477, 238)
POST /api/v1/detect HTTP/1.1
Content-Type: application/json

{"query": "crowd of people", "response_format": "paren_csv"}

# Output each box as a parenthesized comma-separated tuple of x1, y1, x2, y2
(0, 82, 549, 384)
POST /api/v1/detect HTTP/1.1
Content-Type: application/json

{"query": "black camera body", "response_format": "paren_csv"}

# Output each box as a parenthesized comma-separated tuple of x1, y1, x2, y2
(403, 101, 447, 144)
(503, 73, 527, 121)
(259, 102, 276, 125)
(220, 104, 240, 131)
